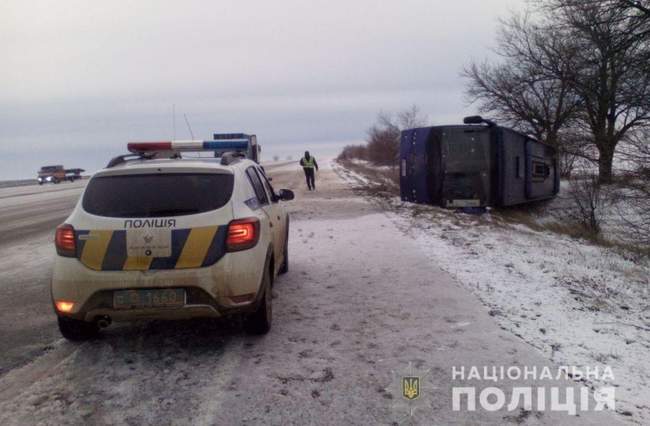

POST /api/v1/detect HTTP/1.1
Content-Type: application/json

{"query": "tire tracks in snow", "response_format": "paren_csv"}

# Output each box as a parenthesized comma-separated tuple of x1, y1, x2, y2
(0, 339, 79, 405)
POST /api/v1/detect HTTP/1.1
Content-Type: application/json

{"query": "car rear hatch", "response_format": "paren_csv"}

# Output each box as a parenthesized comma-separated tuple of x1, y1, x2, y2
(72, 166, 234, 271)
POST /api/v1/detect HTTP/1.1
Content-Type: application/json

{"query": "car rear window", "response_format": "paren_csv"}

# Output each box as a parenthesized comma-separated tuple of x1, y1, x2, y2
(82, 173, 234, 218)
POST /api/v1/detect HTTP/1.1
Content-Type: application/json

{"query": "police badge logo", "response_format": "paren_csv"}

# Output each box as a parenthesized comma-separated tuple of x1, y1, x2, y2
(402, 376, 420, 400)
(385, 362, 436, 423)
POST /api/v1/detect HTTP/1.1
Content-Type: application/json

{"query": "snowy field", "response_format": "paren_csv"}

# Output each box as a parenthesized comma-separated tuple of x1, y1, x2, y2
(0, 179, 38, 189)
(533, 180, 650, 248)
(333, 161, 650, 424)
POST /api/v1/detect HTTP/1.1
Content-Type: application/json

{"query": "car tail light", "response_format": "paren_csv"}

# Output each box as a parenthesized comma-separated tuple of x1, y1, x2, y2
(55, 224, 76, 257)
(55, 300, 75, 313)
(226, 218, 260, 252)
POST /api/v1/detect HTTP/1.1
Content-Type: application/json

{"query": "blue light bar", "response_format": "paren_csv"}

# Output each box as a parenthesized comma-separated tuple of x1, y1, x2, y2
(213, 133, 249, 140)
(202, 140, 248, 150)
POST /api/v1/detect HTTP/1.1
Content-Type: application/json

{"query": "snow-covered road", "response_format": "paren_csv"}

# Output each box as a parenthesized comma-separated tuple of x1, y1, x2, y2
(0, 163, 621, 425)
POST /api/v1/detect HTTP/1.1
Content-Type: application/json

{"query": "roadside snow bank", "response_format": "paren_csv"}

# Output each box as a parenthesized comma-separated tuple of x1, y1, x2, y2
(334, 160, 650, 424)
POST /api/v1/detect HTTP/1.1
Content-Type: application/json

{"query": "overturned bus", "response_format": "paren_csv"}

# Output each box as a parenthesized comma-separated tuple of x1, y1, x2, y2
(400, 116, 559, 208)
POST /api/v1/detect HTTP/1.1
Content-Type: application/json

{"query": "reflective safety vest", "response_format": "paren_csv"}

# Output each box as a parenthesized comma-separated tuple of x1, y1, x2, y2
(302, 157, 315, 168)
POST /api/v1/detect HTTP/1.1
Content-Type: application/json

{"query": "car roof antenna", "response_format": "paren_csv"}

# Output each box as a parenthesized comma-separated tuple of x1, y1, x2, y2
(184, 113, 195, 140)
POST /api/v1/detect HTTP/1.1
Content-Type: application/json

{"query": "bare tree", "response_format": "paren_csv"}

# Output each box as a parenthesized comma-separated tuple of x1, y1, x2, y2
(618, 0, 650, 17)
(463, 14, 583, 176)
(366, 112, 401, 166)
(616, 186, 650, 245)
(397, 105, 427, 130)
(617, 127, 650, 170)
(544, 0, 650, 182)
(337, 144, 367, 161)
(567, 174, 609, 235)
(365, 106, 427, 166)
(467, 2, 650, 182)
(557, 128, 599, 177)
(619, 0, 650, 16)
(614, 127, 650, 244)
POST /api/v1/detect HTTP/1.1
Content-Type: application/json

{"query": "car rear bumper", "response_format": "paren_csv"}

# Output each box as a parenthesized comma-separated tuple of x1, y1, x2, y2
(62, 286, 262, 322)
(79, 304, 222, 322)
(51, 250, 265, 322)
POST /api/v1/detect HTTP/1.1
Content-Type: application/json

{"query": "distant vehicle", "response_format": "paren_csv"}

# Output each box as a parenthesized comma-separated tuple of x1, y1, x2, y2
(400, 116, 559, 208)
(37, 165, 85, 185)
(51, 139, 294, 340)
(212, 133, 261, 163)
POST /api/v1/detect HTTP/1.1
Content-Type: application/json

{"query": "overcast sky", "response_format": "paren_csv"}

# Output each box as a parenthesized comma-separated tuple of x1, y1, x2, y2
(0, 0, 522, 180)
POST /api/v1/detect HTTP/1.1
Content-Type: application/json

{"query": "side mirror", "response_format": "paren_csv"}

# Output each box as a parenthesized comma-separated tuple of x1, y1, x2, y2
(278, 189, 294, 201)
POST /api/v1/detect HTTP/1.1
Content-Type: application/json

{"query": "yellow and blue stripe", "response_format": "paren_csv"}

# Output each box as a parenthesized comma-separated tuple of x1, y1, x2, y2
(75, 226, 228, 271)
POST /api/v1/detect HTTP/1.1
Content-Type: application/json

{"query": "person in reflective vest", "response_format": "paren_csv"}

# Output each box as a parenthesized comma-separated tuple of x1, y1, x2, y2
(299, 151, 319, 191)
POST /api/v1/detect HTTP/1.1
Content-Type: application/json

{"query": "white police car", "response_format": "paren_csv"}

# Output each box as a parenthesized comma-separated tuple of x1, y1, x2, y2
(51, 140, 293, 340)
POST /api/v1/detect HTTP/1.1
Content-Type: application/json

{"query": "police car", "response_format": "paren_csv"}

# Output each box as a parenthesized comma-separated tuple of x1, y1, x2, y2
(51, 139, 294, 340)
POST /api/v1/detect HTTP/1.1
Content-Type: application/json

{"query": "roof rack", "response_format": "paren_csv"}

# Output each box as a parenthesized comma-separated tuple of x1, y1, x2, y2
(106, 154, 139, 168)
(213, 133, 249, 140)
(105, 152, 165, 168)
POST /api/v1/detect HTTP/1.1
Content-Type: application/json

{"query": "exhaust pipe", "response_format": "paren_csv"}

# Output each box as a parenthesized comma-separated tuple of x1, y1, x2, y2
(96, 316, 111, 329)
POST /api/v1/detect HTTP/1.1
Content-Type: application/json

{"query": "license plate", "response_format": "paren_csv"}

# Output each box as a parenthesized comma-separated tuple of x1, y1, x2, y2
(447, 199, 482, 208)
(113, 289, 186, 309)
(126, 228, 172, 257)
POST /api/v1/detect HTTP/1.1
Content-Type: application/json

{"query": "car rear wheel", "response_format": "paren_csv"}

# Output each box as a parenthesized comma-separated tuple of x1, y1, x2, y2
(57, 316, 99, 341)
(244, 265, 272, 335)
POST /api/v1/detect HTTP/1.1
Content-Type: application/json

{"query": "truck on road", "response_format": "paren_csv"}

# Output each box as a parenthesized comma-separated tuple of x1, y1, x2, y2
(37, 165, 85, 185)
